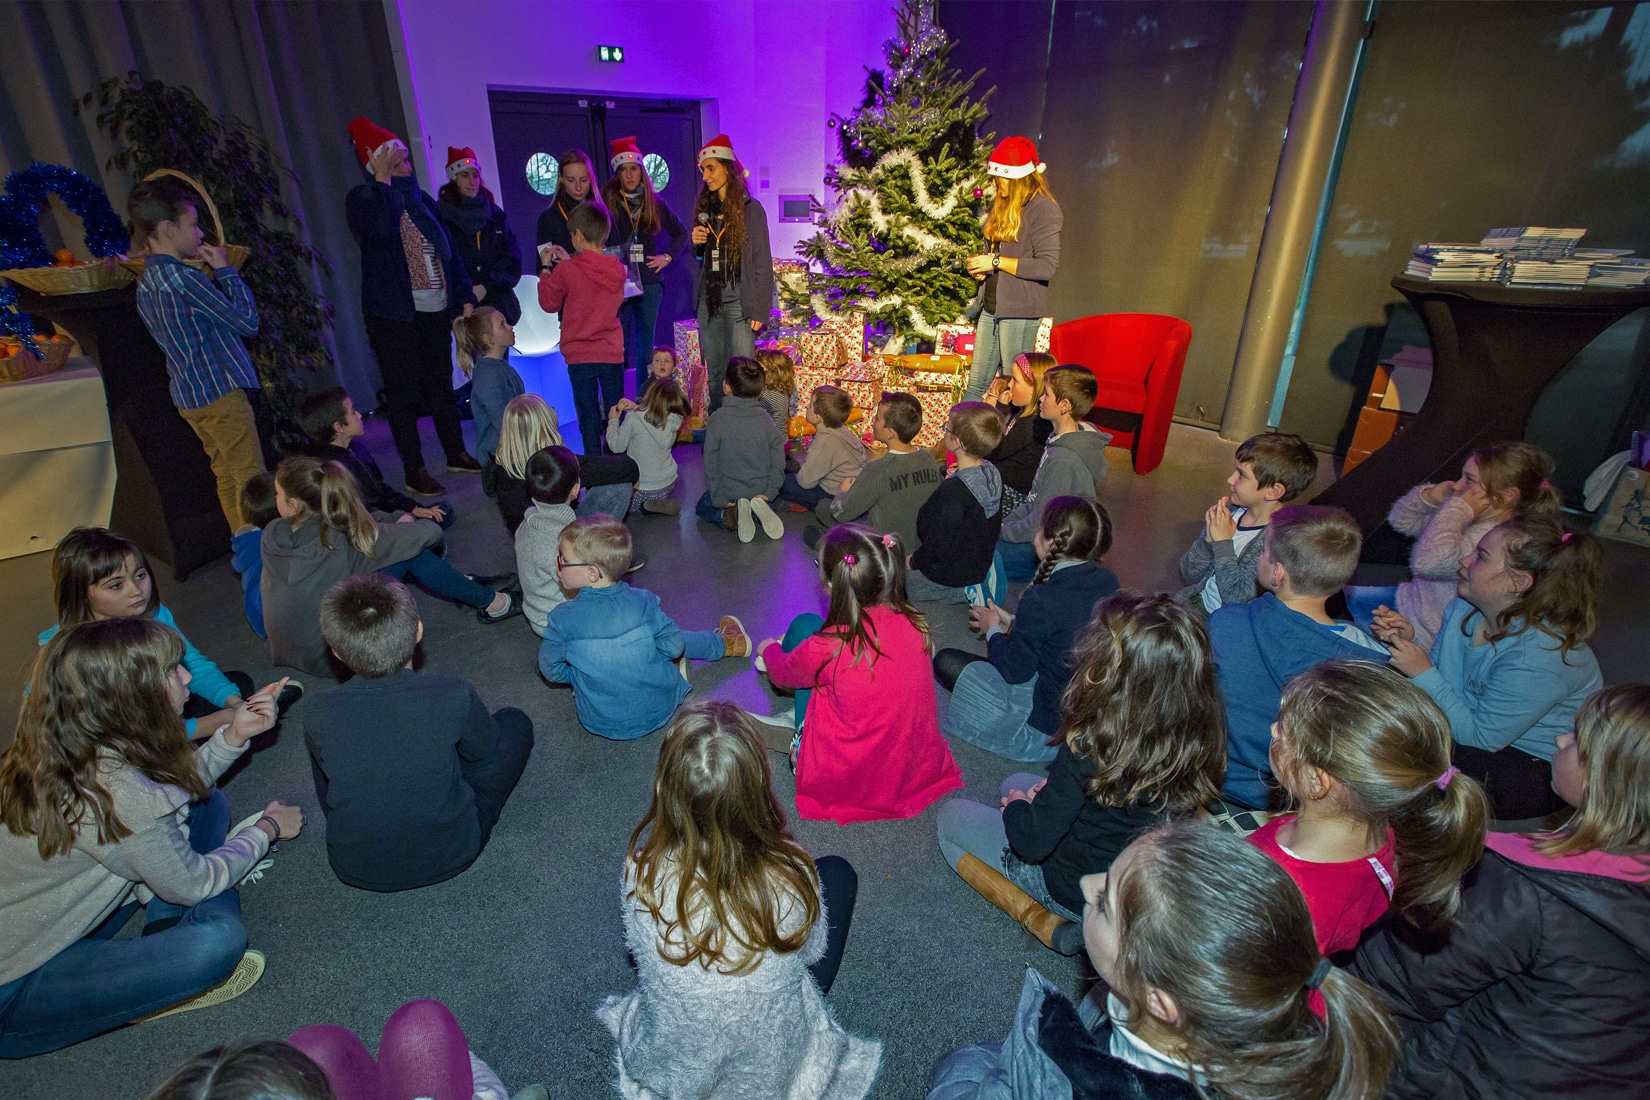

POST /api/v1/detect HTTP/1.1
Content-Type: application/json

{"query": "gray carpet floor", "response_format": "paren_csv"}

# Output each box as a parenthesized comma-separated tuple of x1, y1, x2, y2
(3, 418, 1646, 1099)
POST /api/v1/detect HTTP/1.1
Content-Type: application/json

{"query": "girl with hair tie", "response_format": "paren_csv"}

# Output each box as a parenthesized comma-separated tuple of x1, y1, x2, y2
(601, 137, 689, 393)
(690, 135, 773, 415)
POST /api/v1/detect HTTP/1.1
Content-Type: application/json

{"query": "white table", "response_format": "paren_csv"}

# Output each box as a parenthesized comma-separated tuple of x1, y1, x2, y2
(0, 359, 116, 559)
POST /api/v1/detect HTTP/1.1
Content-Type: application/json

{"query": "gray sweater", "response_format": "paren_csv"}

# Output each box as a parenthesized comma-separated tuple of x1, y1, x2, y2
(999, 424, 1112, 543)
(796, 425, 868, 494)
(516, 502, 577, 636)
(703, 395, 785, 506)
(1176, 504, 1269, 613)
(606, 411, 682, 492)
(0, 731, 269, 985)
(830, 447, 943, 550)
(990, 193, 1063, 320)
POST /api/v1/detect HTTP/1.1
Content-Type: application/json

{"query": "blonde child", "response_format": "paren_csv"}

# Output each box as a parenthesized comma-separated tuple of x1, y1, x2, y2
(492, 394, 636, 534)
(981, 351, 1055, 513)
(262, 457, 518, 674)
(778, 385, 866, 511)
(1255, 660, 1491, 954)
(1347, 440, 1563, 647)
(606, 378, 689, 515)
(451, 305, 524, 478)
(937, 593, 1226, 955)
(599, 702, 880, 1098)
(932, 822, 1400, 1100)
(755, 524, 963, 823)
(755, 347, 797, 427)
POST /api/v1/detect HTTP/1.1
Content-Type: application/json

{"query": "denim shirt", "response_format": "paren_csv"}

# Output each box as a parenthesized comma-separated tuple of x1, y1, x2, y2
(537, 583, 692, 739)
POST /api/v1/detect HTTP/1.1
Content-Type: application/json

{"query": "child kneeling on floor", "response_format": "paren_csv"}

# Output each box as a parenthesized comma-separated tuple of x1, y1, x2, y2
(305, 574, 533, 892)
(907, 401, 1007, 605)
(538, 516, 750, 739)
(606, 377, 689, 515)
(755, 524, 963, 823)
(697, 356, 787, 541)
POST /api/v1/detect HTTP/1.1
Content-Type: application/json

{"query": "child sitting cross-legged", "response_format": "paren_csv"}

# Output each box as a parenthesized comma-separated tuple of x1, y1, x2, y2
(1176, 431, 1318, 616)
(606, 377, 689, 515)
(778, 385, 867, 512)
(907, 401, 1006, 605)
(936, 593, 1227, 956)
(305, 573, 534, 892)
(755, 524, 964, 823)
(696, 356, 787, 542)
(515, 444, 582, 637)
(232, 472, 278, 639)
(934, 497, 1119, 763)
(806, 391, 942, 552)
(295, 386, 453, 529)
(493, 394, 638, 535)
(1257, 661, 1490, 955)
(755, 346, 799, 428)
(1209, 504, 1387, 812)
(538, 516, 751, 740)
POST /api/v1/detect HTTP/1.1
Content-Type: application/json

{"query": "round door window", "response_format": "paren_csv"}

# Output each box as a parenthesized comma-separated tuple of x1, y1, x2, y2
(525, 153, 558, 196)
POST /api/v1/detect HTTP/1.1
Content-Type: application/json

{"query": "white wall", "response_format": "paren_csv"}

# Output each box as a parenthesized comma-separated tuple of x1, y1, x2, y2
(387, 0, 894, 258)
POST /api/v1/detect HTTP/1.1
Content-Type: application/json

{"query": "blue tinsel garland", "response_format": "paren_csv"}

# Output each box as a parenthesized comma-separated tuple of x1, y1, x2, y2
(0, 162, 129, 270)
(0, 281, 31, 340)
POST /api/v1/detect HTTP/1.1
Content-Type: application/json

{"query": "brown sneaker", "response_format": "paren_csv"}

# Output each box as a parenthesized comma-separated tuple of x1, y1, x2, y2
(717, 615, 751, 658)
(721, 505, 738, 533)
(405, 468, 447, 497)
(446, 452, 483, 473)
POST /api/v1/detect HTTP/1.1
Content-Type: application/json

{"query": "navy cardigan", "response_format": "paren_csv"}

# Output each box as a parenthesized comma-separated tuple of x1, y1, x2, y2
(988, 561, 1121, 737)
(346, 180, 475, 323)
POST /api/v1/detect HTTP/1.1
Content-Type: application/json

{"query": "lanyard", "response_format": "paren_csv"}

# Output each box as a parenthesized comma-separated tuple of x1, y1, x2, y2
(623, 194, 644, 242)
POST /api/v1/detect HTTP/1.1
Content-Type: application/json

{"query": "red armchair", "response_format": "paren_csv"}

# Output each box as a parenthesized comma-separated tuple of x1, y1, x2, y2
(1047, 313, 1192, 475)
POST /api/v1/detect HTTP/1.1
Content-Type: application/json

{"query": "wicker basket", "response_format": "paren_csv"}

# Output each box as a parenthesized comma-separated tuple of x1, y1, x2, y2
(0, 259, 134, 295)
(0, 336, 71, 383)
(119, 169, 250, 276)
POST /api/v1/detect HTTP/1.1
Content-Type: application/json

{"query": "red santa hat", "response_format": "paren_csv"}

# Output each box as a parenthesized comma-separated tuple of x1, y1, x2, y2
(446, 147, 481, 180)
(986, 136, 1046, 179)
(347, 117, 407, 167)
(609, 136, 644, 171)
(698, 134, 737, 166)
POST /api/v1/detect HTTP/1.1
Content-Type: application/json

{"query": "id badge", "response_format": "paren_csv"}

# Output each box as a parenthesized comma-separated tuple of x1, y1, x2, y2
(709, 247, 721, 273)
(629, 243, 645, 264)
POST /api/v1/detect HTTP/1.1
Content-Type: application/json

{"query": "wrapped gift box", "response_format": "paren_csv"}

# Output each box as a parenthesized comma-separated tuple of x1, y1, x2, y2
(681, 361, 709, 420)
(934, 322, 973, 355)
(673, 319, 702, 367)
(837, 378, 882, 413)
(910, 388, 958, 447)
(794, 365, 839, 401)
(905, 370, 966, 397)
(1033, 316, 1053, 354)
(795, 329, 852, 371)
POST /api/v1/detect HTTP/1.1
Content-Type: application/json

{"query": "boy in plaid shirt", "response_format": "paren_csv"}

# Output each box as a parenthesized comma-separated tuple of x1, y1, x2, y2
(131, 178, 266, 531)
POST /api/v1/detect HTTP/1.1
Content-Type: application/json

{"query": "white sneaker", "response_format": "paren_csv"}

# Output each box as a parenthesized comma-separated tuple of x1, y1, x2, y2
(677, 656, 691, 681)
(137, 950, 266, 1021)
(736, 499, 755, 543)
(749, 497, 783, 540)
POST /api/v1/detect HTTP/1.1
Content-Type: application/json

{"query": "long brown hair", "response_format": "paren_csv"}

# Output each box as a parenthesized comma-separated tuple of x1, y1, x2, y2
(983, 171, 1055, 244)
(628, 702, 820, 974)
(1536, 684, 1650, 859)
(1030, 496, 1113, 586)
(1, 619, 202, 859)
(601, 161, 661, 237)
(1275, 661, 1489, 932)
(274, 457, 378, 557)
(1472, 440, 1562, 519)
(638, 377, 691, 430)
(1059, 594, 1226, 809)
(51, 526, 160, 627)
(816, 523, 931, 669)
(554, 148, 595, 207)
(1478, 514, 1603, 657)
(1111, 823, 1399, 1100)
(451, 305, 500, 376)
(693, 160, 749, 279)
(144, 1041, 336, 1100)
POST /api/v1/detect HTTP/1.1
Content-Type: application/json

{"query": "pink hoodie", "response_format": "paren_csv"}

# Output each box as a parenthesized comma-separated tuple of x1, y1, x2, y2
(538, 249, 625, 364)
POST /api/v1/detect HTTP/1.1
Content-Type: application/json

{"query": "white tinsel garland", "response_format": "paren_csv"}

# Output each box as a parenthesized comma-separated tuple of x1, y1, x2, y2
(808, 289, 966, 340)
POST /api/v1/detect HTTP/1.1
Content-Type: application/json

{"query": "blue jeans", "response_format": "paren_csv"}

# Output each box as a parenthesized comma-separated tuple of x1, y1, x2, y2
(1344, 584, 1399, 636)
(778, 474, 830, 509)
(567, 361, 625, 457)
(994, 538, 1039, 583)
(0, 789, 247, 1058)
(380, 550, 494, 609)
(781, 613, 825, 732)
(963, 312, 1041, 401)
(936, 775, 1079, 922)
(621, 282, 665, 394)
(940, 658, 1055, 763)
(695, 491, 730, 529)
(697, 297, 757, 415)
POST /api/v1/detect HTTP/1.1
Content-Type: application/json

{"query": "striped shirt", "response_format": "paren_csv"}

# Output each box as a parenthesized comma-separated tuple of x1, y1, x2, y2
(134, 254, 260, 410)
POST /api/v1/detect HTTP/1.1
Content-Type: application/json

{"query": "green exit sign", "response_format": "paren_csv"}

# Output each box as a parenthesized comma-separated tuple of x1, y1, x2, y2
(597, 45, 625, 63)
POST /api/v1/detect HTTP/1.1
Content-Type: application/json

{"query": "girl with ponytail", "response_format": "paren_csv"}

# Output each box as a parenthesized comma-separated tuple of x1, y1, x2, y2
(1349, 440, 1563, 647)
(450, 305, 523, 478)
(934, 496, 1119, 762)
(1371, 514, 1604, 820)
(930, 821, 1399, 1100)
(755, 524, 962, 823)
(1255, 661, 1490, 953)
(261, 457, 519, 673)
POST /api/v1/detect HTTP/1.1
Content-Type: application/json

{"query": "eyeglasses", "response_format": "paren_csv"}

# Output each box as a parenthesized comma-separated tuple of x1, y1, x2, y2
(556, 552, 593, 572)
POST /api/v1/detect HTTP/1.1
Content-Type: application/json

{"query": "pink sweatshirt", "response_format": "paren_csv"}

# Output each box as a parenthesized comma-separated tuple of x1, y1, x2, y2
(537, 249, 624, 364)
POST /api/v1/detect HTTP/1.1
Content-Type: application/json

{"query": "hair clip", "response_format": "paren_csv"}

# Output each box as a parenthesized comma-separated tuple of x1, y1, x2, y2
(1561, 531, 1573, 543)
(1435, 765, 1460, 791)
(1540, 478, 1552, 488)
(841, 553, 857, 566)
(881, 533, 897, 549)
(1303, 956, 1333, 991)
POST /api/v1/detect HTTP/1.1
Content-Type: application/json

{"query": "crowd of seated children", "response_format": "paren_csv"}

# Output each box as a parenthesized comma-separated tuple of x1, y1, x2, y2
(295, 387, 453, 528)
(937, 593, 1226, 954)
(1178, 430, 1318, 616)
(490, 393, 636, 535)
(995, 365, 1108, 582)
(535, 199, 626, 459)
(606, 378, 689, 515)
(304, 574, 531, 893)
(755, 347, 798, 428)
(755, 524, 964, 823)
(538, 516, 750, 740)
(1208, 504, 1386, 812)
(806, 391, 942, 551)
(514, 445, 582, 637)
(261, 457, 520, 675)
(451, 305, 525, 494)
(778, 384, 867, 511)
(980, 352, 1055, 515)
(907, 402, 1007, 606)
(696, 356, 787, 541)
(1347, 440, 1561, 646)
(600, 703, 878, 1100)
(935, 497, 1119, 763)
(1373, 512, 1604, 821)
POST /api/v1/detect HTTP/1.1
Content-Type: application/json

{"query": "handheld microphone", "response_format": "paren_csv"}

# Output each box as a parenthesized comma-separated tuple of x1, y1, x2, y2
(698, 212, 710, 226)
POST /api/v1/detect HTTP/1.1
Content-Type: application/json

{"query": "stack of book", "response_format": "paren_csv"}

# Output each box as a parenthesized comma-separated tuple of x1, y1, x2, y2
(1405, 227, 1650, 289)
(1481, 227, 1588, 257)
(1582, 253, 1650, 288)
(1404, 245, 1505, 281)
(1503, 258, 1594, 288)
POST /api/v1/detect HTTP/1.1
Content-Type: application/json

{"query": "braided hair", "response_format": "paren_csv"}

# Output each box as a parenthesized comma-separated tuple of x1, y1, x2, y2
(1028, 497, 1113, 586)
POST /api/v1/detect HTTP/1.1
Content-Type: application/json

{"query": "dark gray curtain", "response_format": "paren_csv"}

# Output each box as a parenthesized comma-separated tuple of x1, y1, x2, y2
(0, 0, 409, 406)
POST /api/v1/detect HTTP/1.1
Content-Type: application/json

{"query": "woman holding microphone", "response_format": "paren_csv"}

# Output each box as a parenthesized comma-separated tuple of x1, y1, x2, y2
(691, 135, 773, 415)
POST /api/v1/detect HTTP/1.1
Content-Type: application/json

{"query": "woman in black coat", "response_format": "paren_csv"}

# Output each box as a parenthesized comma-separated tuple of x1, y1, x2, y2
(436, 148, 523, 324)
(601, 137, 689, 394)
(1353, 683, 1650, 1099)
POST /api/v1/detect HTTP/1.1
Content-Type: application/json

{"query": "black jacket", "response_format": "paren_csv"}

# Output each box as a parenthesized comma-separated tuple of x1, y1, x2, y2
(604, 191, 689, 287)
(300, 439, 420, 516)
(1041, 997, 1200, 1100)
(911, 475, 1003, 587)
(987, 561, 1121, 737)
(1003, 743, 1162, 914)
(988, 411, 1053, 496)
(691, 193, 775, 325)
(345, 178, 475, 322)
(1352, 834, 1650, 1099)
(438, 198, 522, 323)
(535, 196, 575, 260)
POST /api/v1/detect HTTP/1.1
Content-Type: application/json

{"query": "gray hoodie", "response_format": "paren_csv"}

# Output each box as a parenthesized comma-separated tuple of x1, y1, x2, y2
(261, 513, 442, 674)
(999, 424, 1112, 543)
(703, 395, 785, 506)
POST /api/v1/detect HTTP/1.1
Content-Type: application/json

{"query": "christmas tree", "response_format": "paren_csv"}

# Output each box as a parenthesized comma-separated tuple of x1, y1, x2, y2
(797, 0, 992, 340)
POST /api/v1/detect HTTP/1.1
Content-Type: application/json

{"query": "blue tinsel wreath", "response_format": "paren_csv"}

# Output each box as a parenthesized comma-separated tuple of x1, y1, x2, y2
(0, 162, 129, 270)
